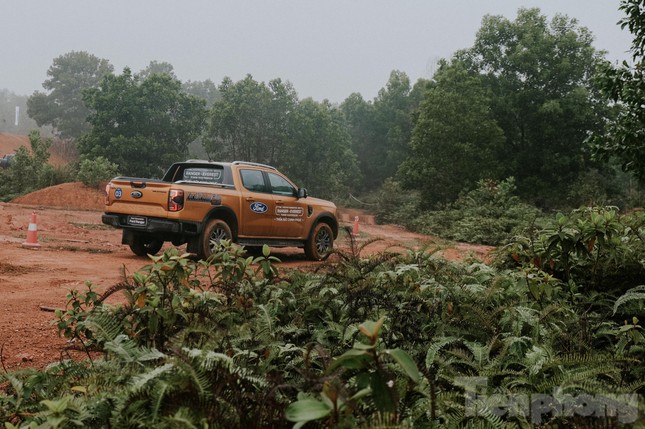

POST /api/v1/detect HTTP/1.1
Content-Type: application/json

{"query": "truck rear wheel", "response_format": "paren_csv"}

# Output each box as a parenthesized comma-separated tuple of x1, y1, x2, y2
(305, 223, 333, 261)
(129, 236, 163, 257)
(200, 219, 232, 259)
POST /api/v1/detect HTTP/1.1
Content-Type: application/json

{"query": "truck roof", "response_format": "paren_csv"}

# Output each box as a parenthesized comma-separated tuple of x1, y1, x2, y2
(184, 159, 277, 171)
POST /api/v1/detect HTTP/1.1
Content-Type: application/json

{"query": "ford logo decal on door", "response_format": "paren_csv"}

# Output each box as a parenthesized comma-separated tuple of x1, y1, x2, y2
(131, 191, 143, 199)
(250, 202, 268, 213)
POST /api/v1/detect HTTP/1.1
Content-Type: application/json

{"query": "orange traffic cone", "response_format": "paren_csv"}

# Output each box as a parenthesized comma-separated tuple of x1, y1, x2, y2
(352, 216, 360, 237)
(22, 212, 41, 249)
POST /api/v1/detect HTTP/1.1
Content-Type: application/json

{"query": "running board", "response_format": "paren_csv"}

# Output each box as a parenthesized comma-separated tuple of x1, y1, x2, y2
(237, 238, 304, 248)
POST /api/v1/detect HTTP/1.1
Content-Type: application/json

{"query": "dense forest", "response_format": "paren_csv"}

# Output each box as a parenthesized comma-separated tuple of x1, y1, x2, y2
(1, 8, 643, 215)
(0, 4, 643, 428)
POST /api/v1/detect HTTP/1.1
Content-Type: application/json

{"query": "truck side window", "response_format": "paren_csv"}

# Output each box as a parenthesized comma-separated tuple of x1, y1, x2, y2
(240, 169, 267, 193)
(268, 172, 296, 196)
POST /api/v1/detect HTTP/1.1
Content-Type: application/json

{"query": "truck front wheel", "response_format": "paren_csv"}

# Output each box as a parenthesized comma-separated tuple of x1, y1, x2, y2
(200, 219, 232, 259)
(305, 223, 334, 261)
(129, 236, 163, 257)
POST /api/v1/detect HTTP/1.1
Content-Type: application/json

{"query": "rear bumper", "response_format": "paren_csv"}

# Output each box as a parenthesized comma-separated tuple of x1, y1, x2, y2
(102, 213, 196, 234)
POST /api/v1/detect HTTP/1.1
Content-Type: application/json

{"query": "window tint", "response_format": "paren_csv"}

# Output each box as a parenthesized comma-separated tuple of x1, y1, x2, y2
(240, 169, 266, 192)
(268, 172, 296, 196)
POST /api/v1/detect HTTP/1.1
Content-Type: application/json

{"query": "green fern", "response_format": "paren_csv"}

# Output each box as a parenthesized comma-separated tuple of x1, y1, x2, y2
(81, 308, 125, 343)
(613, 285, 645, 315)
(103, 334, 164, 364)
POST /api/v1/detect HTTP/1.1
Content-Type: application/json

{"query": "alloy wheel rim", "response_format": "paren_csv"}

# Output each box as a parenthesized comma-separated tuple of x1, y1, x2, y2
(209, 227, 229, 251)
(316, 229, 331, 255)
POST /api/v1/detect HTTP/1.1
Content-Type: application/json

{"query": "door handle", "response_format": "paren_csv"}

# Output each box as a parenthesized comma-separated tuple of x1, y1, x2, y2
(275, 200, 284, 205)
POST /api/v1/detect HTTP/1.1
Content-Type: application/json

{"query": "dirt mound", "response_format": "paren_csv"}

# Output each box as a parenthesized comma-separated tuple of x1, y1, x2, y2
(0, 133, 30, 154)
(0, 132, 71, 166)
(11, 182, 105, 210)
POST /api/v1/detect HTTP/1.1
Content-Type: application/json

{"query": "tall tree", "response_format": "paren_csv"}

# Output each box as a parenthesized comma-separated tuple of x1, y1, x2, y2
(341, 71, 422, 191)
(461, 8, 607, 206)
(78, 68, 207, 177)
(137, 60, 177, 80)
(27, 51, 113, 139)
(281, 99, 361, 199)
(590, 0, 645, 182)
(183, 79, 221, 159)
(399, 61, 505, 207)
(183, 79, 221, 107)
(204, 75, 297, 164)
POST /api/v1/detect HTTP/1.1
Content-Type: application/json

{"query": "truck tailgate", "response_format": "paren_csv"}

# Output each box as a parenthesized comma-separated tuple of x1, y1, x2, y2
(105, 179, 171, 218)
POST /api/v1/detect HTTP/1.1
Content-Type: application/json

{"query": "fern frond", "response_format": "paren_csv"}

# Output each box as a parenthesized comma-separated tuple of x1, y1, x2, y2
(103, 334, 164, 364)
(130, 363, 174, 394)
(613, 285, 645, 315)
(149, 379, 175, 423)
(425, 336, 462, 369)
(82, 308, 125, 343)
(524, 345, 552, 376)
(183, 348, 233, 372)
(173, 350, 217, 401)
(159, 407, 203, 428)
(462, 340, 494, 368)
(254, 304, 276, 339)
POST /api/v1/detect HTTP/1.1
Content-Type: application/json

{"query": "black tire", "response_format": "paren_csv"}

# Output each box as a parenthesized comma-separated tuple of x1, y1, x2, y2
(305, 223, 334, 261)
(200, 219, 232, 259)
(129, 236, 164, 257)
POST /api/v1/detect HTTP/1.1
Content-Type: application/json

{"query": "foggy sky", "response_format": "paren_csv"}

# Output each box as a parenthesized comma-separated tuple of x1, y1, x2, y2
(1, 0, 633, 103)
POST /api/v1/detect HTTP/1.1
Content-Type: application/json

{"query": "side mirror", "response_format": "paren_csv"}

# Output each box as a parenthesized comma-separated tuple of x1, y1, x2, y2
(297, 188, 308, 199)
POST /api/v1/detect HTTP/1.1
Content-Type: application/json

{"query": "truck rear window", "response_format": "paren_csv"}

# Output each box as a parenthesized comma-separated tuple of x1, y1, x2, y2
(182, 167, 224, 184)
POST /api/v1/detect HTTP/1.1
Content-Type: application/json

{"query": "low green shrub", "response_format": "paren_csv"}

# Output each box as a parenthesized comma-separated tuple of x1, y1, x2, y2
(0, 131, 73, 198)
(377, 178, 547, 245)
(76, 156, 119, 187)
(1, 233, 642, 428)
(497, 206, 645, 294)
(373, 178, 424, 226)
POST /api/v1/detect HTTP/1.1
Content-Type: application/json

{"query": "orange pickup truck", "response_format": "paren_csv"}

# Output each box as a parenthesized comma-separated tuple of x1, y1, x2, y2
(102, 160, 338, 260)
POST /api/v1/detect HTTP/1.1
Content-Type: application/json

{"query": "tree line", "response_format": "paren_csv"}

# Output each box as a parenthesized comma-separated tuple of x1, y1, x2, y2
(2, 6, 644, 210)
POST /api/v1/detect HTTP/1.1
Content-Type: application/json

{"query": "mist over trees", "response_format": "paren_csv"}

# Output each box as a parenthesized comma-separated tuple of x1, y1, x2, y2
(26, 51, 114, 140)
(0, 90, 41, 135)
(280, 98, 360, 199)
(203, 76, 360, 198)
(204, 75, 297, 165)
(0, 6, 642, 209)
(341, 71, 425, 192)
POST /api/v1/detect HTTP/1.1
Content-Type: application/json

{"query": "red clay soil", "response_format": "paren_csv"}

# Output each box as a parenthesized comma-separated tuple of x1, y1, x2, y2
(0, 133, 70, 167)
(0, 171, 493, 372)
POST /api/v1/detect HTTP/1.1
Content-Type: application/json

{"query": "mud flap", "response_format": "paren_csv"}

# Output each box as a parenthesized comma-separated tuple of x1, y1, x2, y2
(121, 229, 135, 245)
(186, 236, 200, 254)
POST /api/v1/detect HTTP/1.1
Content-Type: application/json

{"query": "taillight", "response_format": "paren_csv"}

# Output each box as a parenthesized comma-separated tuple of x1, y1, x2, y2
(104, 184, 111, 205)
(168, 189, 184, 211)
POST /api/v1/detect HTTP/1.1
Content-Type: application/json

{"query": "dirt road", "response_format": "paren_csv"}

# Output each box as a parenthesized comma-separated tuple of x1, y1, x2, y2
(0, 184, 492, 371)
